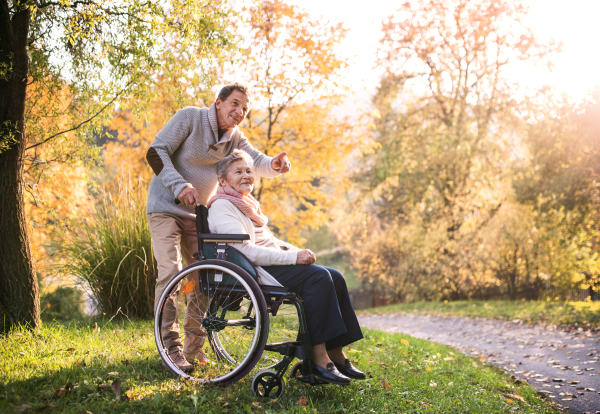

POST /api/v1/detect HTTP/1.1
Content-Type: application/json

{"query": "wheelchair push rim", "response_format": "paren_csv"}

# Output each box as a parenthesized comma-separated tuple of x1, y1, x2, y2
(154, 261, 268, 384)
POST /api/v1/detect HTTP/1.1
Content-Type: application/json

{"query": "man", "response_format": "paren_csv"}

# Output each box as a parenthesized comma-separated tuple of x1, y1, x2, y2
(145, 83, 291, 372)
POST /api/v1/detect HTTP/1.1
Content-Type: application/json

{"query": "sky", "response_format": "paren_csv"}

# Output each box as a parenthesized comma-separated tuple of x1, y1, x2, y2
(287, 0, 600, 106)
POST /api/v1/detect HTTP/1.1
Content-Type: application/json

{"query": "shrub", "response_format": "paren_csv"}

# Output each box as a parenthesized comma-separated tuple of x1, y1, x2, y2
(61, 175, 156, 318)
(40, 286, 86, 321)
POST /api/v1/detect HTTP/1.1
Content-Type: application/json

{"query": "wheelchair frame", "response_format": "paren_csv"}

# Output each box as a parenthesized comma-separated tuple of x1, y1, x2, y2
(154, 205, 325, 398)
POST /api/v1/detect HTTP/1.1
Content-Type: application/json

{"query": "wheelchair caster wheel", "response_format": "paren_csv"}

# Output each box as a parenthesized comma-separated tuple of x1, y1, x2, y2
(251, 369, 285, 399)
(290, 361, 303, 378)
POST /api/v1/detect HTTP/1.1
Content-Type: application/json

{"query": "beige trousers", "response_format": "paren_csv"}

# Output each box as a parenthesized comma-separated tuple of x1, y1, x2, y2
(148, 213, 207, 360)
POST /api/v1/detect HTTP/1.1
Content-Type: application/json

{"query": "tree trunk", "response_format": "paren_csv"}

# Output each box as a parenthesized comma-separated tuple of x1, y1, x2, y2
(0, 2, 38, 333)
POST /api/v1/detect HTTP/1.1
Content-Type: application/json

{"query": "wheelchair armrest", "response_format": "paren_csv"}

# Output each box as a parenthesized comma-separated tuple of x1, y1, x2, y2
(198, 233, 250, 243)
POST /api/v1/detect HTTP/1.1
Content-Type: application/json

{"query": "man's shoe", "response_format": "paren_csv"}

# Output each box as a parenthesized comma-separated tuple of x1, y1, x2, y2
(187, 350, 210, 365)
(334, 359, 366, 380)
(163, 350, 194, 374)
(312, 361, 350, 385)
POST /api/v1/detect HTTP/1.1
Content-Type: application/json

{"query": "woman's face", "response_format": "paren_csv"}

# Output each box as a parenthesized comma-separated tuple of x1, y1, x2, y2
(221, 159, 254, 196)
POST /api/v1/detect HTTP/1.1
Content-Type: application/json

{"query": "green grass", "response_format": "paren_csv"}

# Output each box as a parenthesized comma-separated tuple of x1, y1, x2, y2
(361, 300, 600, 328)
(0, 320, 559, 413)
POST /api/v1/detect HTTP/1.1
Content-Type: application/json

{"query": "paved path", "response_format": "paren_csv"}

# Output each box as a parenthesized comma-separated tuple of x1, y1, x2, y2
(359, 314, 600, 414)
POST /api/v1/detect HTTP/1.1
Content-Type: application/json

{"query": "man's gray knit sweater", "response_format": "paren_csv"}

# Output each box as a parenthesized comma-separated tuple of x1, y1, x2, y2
(146, 103, 279, 219)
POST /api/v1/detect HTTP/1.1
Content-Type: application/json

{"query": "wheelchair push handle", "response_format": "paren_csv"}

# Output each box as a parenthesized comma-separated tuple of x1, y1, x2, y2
(174, 198, 203, 217)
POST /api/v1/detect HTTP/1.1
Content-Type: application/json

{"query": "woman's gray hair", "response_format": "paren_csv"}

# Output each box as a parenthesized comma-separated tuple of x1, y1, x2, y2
(216, 149, 254, 181)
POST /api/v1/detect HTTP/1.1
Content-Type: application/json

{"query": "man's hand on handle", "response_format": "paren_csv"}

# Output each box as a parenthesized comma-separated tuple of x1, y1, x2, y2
(296, 249, 316, 265)
(271, 152, 291, 174)
(177, 186, 201, 206)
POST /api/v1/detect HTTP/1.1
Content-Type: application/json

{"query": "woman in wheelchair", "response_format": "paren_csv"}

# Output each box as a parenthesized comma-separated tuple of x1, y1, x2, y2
(206, 149, 365, 385)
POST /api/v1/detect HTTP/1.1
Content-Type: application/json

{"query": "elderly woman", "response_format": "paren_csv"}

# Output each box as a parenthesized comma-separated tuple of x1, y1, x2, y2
(207, 149, 364, 385)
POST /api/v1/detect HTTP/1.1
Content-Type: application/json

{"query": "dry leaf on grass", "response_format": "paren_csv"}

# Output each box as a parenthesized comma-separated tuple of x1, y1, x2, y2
(113, 329, 122, 334)
(505, 394, 524, 402)
(75, 360, 86, 367)
(380, 380, 392, 391)
(98, 384, 110, 389)
(444, 357, 456, 361)
(9, 404, 32, 412)
(65, 348, 76, 352)
(401, 339, 410, 346)
(92, 323, 99, 333)
(296, 396, 308, 406)
(55, 387, 67, 397)
(107, 372, 119, 376)
(430, 381, 437, 388)
(347, 348, 360, 353)
(251, 402, 260, 407)
(425, 366, 432, 372)
(181, 280, 196, 295)
(111, 378, 122, 401)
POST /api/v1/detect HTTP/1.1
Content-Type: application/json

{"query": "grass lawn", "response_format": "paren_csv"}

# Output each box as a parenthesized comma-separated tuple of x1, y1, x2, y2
(0, 320, 559, 413)
(361, 300, 600, 328)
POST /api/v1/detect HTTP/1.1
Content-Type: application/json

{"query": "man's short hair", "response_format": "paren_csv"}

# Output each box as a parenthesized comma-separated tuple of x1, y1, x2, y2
(217, 83, 251, 102)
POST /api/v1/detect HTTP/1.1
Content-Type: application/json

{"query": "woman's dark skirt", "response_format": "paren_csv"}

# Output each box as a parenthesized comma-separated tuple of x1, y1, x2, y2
(261, 264, 363, 350)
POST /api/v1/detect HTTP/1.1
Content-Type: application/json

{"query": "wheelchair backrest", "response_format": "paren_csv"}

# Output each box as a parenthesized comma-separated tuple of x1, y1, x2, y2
(195, 205, 259, 280)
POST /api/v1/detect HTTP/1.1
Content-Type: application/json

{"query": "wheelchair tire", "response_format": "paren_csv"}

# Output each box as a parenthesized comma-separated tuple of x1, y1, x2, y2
(155, 260, 268, 385)
(251, 369, 285, 399)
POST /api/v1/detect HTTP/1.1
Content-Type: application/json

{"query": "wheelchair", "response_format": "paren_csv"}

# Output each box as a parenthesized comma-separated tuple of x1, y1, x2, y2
(154, 205, 327, 398)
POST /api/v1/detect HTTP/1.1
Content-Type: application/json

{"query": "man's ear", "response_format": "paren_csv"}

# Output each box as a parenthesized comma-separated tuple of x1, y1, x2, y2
(215, 97, 222, 109)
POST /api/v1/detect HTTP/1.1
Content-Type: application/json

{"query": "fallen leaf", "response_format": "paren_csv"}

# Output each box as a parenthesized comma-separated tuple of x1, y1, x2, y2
(426, 366, 432, 372)
(506, 399, 514, 404)
(92, 323, 99, 333)
(401, 339, 410, 346)
(400, 361, 408, 365)
(75, 360, 86, 367)
(111, 378, 122, 401)
(380, 380, 391, 391)
(222, 402, 229, 407)
(98, 384, 110, 389)
(126, 390, 133, 400)
(181, 280, 196, 295)
(107, 372, 119, 376)
(430, 381, 437, 388)
(448, 382, 454, 386)
(296, 396, 308, 406)
(472, 362, 478, 367)
(113, 329, 122, 334)
(251, 402, 260, 407)
(55, 387, 67, 397)
(347, 348, 360, 353)
(120, 359, 130, 365)
(561, 397, 573, 401)
(505, 394, 525, 402)
(66, 348, 76, 352)
(444, 357, 456, 361)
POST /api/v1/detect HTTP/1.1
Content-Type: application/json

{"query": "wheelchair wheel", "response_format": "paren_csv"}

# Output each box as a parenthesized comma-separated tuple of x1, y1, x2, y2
(290, 361, 303, 378)
(251, 369, 285, 399)
(155, 260, 268, 384)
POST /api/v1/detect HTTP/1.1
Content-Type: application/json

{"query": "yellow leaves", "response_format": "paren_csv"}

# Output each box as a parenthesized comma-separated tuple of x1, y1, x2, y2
(425, 366, 432, 372)
(443, 357, 456, 361)
(505, 394, 524, 402)
(347, 348, 361, 353)
(380, 380, 392, 391)
(181, 280, 195, 295)
(401, 339, 410, 346)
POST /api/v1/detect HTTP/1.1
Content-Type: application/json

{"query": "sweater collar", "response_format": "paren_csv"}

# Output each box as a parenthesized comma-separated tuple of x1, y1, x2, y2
(208, 102, 236, 144)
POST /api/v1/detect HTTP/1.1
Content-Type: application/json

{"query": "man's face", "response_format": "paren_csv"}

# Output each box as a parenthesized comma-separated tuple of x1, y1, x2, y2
(215, 90, 249, 130)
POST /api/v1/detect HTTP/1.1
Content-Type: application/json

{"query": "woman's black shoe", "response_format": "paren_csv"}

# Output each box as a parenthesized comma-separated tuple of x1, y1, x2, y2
(311, 361, 351, 385)
(334, 359, 366, 380)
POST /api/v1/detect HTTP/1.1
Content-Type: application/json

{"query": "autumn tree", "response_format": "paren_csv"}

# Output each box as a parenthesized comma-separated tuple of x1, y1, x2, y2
(226, 0, 369, 243)
(0, 0, 234, 332)
(343, 0, 558, 299)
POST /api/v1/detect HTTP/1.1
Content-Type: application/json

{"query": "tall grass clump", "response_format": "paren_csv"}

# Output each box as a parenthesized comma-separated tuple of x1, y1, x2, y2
(62, 175, 156, 318)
